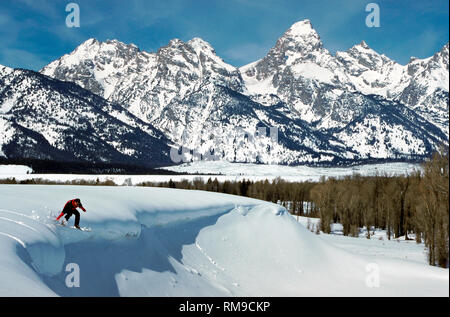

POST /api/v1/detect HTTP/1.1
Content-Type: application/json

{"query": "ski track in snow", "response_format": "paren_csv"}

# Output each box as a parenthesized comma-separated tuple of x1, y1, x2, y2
(0, 231, 27, 248)
(0, 208, 36, 219)
(0, 216, 40, 233)
(195, 241, 226, 272)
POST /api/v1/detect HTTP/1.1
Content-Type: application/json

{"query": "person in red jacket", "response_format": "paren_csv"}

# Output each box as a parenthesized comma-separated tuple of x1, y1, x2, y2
(56, 198, 86, 229)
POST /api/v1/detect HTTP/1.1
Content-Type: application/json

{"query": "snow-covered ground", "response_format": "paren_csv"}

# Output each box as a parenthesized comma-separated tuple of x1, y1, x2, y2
(296, 216, 431, 265)
(161, 161, 422, 180)
(0, 161, 422, 184)
(0, 165, 33, 175)
(0, 185, 447, 297)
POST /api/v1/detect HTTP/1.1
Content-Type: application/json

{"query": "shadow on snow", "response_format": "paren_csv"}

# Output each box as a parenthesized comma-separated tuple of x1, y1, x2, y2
(41, 211, 228, 296)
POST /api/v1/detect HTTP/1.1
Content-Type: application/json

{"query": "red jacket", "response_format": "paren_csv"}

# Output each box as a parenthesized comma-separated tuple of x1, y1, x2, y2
(62, 199, 86, 213)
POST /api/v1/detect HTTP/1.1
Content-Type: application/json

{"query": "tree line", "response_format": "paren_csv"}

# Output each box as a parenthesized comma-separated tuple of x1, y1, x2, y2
(311, 146, 448, 268)
(0, 157, 182, 175)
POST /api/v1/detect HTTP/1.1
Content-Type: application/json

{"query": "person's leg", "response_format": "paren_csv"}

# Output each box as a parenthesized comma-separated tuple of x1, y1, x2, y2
(65, 212, 71, 221)
(65, 211, 73, 221)
(74, 210, 80, 227)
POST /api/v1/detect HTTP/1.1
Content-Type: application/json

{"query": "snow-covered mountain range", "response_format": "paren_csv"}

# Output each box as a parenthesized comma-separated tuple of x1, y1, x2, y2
(242, 21, 448, 132)
(1, 19, 448, 167)
(0, 66, 171, 167)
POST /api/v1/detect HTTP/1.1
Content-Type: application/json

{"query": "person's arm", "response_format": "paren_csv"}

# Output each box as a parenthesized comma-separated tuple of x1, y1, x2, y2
(57, 201, 71, 220)
(79, 205, 86, 212)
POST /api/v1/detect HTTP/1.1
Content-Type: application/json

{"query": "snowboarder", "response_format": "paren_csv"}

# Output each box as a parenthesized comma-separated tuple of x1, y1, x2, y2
(56, 198, 86, 229)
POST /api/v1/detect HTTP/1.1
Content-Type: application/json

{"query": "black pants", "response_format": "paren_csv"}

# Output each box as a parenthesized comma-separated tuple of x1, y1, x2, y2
(65, 210, 80, 226)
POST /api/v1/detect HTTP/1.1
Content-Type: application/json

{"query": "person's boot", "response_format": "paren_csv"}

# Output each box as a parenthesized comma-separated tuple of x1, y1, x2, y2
(75, 225, 81, 230)
(61, 219, 67, 226)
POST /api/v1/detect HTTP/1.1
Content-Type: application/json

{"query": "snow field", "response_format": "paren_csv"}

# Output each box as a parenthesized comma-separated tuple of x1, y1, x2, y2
(0, 185, 447, 296)
(0, 161, 422, 185)
(0, 165, 33, 175)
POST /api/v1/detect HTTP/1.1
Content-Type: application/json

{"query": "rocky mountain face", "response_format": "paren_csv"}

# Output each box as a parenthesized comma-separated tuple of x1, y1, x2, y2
(241, 20, 448, 134)
(1, 19, 447, 167)
(0, 67, 172, 167)
(397, 44, 449, 133)
(41, 38, 245, 123)
(37, 37, 351, 165)
(335, 41, 449, 135)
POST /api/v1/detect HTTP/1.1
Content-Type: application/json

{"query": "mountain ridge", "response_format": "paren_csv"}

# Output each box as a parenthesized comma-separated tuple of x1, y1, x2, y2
(0, 67, 173, 167)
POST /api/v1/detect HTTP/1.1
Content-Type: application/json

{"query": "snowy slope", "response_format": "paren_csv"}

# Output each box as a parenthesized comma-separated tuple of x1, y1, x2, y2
(296, 216, 433, 265)
(0, 185, 447, 296)
(0, 68, 172, 166)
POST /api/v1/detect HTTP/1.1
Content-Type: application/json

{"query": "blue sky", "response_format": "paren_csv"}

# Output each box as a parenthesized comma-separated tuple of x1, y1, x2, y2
(0, 0, 448, 70)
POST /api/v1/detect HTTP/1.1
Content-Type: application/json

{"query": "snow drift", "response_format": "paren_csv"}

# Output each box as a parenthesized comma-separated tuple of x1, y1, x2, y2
(0, 185, 447, 296)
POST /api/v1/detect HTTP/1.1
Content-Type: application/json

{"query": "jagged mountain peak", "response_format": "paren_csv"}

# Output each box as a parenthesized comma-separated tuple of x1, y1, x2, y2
(161, 37, 229, 66)
(166, 38, 184, 48)
(428, 42, 449, 60)
(285, 19, 316, 36)
(157, 36, 238, 76)
(347, 41, 379, 55)
(78, 37, 139, 49)
(162, 37, 215, 53)
(435, 42, 449, 68)
(277, 19, 323, 53)
(41, 37, 143, 73)
(406, 42, 449, 73)
(40, 37, 154, 99)
(406, 43, 448, 68)
(76, 37, 141, 56)
(357, 40, 370, 49)
(335, 40, 399, 80)
(78, 37, 98, 47)
(342, 40, 390, 61)
(187, 37, 215, 52)
(239, 19, 331, 85)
